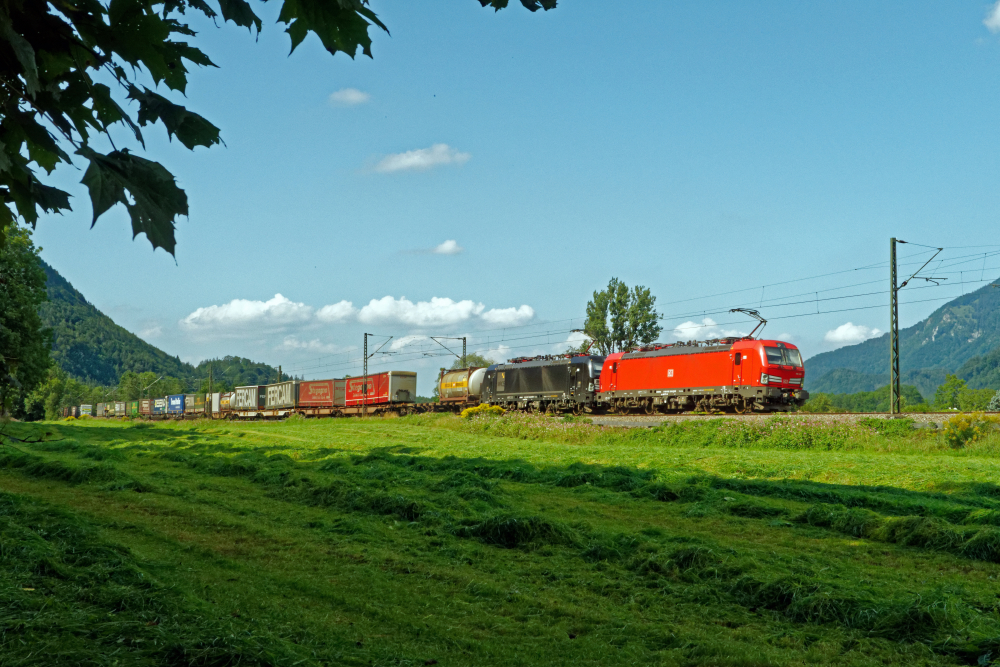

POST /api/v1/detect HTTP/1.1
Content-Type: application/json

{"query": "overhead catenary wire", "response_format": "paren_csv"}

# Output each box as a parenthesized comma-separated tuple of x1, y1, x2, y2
(283, 243, 1000, 381)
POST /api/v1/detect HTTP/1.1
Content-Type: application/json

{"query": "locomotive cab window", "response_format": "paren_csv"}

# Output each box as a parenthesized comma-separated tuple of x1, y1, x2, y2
(734, 353, 742, 365)
(763, 346, 802, 367)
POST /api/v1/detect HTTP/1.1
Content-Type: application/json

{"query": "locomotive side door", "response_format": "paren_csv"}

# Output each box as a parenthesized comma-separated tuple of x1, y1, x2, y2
(732, 351, 743, 388)
(569, 366, 578, 397)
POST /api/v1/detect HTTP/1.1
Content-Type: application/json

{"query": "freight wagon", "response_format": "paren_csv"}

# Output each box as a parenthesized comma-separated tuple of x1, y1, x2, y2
(342, 371, 418, 416)
(167, 394, 185, 416)
(599, 338, 808, 413)
(481, 355, 606, 414)
(230, 385, 267, 418)
(437, 367, 486, 409)
(80, 404, 92, 417)
(128, 401, 139, 417)
(152, 398, 167, 417)
(115, 401, 126, 417)
(262, 381, 298, 417)
(140, 399, 152, 417)
(96, 403, 106, 417)
(183, 393, 206, 416)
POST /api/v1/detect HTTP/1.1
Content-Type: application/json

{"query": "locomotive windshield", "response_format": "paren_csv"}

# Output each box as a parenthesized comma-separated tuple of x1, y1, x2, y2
(764, 346, 803, 367)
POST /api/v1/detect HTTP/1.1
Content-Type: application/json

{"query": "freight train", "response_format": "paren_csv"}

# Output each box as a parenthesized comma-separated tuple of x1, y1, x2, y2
(66, 334, 807, 420)
(66, 370, 419, 420)
(469, 336, 807, 414)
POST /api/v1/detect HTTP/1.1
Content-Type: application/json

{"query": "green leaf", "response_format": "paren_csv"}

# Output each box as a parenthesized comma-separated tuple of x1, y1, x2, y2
(277, 0, 388, 58)
(478, 0, 556, 11)
(217, 0, 262, 32)
(0, 14, 40, 97)
(128, 86, 221, 150)
(79, 148, 187, 255)
(91, 84, 144, 145)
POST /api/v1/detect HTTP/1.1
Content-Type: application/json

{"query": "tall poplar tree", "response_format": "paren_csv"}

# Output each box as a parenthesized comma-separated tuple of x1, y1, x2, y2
(584, 278, 661, 355)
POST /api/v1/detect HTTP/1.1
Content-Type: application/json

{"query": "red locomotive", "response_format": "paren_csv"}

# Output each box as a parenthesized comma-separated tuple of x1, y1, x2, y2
(599, 337, 807, 414)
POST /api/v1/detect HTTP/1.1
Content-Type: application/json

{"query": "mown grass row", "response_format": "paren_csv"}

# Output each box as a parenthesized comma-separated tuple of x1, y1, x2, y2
(8, 417, 1000, 665)
(0, 487, 346, 666)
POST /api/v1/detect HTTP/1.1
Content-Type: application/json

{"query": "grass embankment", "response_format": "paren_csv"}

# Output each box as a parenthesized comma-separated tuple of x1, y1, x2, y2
(3, 414, 1000, 665)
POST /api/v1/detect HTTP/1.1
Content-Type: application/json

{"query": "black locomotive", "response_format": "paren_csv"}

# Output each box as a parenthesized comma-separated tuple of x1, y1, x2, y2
(480, 354, 605, 414)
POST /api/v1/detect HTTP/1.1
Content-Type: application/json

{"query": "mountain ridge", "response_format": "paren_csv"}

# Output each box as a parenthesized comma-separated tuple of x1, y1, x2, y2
(39, 260, 286, 388)
(805, 278, 1000, 396)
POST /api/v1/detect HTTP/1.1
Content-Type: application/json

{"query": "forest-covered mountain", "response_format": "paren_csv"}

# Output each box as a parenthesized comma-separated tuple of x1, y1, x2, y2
(40, 260, 194, 384)
(39, 260, 285, 388)
(806, 278, 1000, 396)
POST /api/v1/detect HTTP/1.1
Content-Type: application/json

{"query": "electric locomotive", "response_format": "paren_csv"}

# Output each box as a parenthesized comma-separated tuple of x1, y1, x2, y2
(480, 354, 606, 414)
(600, 338, 808, 414)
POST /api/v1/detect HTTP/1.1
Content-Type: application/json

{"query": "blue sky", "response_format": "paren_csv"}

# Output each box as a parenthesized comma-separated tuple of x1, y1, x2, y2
(34, 1, 1000, 393)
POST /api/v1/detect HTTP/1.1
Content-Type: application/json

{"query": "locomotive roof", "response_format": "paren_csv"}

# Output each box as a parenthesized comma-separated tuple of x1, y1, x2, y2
(621, 344, 733, 360)
(619, 338, 797, 361)
(489, 354, 605, 370)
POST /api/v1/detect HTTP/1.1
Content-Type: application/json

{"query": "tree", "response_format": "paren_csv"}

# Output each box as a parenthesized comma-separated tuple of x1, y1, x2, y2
(450, 353, 493, 370)
(934, 374, 967, 410)
(0, 0, 554, 254)
(584, 278, 662, 355)
(0, 224, 51, 418)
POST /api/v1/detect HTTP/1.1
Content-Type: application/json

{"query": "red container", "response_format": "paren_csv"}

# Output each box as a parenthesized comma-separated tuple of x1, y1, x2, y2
(299, 380, 335, 407)
(345, 374, 388, 407)
(344, 371, 417, 406)
(140, 399, 152, 415)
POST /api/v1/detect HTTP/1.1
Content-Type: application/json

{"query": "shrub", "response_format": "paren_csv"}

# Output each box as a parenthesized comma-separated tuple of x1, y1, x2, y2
(988, 390, 1000, 413)
(461, 404, 505, 420)
(943, 412, 999, 449)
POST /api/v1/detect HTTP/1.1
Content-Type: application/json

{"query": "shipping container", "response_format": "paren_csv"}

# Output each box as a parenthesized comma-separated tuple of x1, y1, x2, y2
(71, 406, 81, 418)
(96, 402, 106, 417)
(194, 393, 206, 413)
(219, 392, 233, 412)
(128, 401, 139, 417)
(210, 392, 220, 413)
(298, 380, 335, 407)
(115, 401, 126, 416)
(232, 386, 266, 411)
(80, 404, 92, 416)
(344, 371, 417, 407)
(152, 398, 167, 415)
(140, 399, 152, 415)
(184, 394, 196, 413)
(167, 394, 185, 414)
(265, 381, 299, 410)
(334, 379, 346, 406)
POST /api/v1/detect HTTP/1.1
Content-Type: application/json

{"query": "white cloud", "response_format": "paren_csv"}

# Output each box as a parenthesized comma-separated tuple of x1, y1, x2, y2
(329, 88, 370, 106)
(374, 143, 470, 173)
(481, 344, 512, 363)
(433, 239, 463, 255)
(139, 325, 162, 339)
(986, 1, 1000, 32)
(358, 296, 485, 328)
(181, 294, 313, 330)
(824, 322, 882, 345)
(316, 300, 357, 323)
(670, 317, 746, 341)
(280, 336, 342, 354)
(389, 335, 428, 351)
(480, 305, 535, 327)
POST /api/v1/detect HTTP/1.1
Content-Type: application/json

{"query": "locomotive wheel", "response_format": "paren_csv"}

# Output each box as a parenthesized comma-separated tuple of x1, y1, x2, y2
(734, 398, 748, 414)
(644, 400, 655, 415)
(572, 404, 583, 416)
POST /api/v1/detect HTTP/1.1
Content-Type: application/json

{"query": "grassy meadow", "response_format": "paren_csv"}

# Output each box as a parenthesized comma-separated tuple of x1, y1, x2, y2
(4, 413, 1000, 665)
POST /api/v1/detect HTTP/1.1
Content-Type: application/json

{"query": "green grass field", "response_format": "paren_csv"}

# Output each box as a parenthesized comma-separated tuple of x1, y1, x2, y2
(4, 413, 1000, 666)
